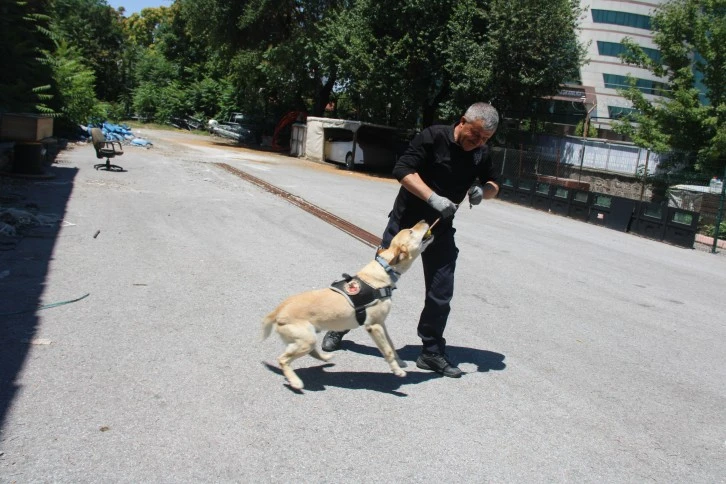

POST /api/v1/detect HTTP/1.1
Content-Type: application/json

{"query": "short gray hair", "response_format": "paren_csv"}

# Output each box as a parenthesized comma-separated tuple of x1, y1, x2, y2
(464, 102, 499, 131)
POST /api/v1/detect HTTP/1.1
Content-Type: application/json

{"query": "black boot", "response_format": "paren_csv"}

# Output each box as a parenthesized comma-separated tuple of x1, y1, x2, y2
(416, 351, 463, 378)
(321, 330, 349, 352)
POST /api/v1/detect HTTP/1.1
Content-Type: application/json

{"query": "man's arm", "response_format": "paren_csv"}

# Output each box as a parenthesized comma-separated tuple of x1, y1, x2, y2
(475, 146, 499, 201)
(392, 129, 430, 182)
(394, 128, 456, 221)
(401, 173, 457, 221)
(483, 181, 499, 199)
(400, 172, 435, 202)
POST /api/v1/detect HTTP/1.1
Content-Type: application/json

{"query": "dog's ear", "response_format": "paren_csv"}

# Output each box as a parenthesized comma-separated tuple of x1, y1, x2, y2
(389, 246, 409, 265)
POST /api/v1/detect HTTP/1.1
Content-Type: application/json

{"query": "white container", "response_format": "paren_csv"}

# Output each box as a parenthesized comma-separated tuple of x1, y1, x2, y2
(714, 179, 724, 193)
(710, 177, 720, 193)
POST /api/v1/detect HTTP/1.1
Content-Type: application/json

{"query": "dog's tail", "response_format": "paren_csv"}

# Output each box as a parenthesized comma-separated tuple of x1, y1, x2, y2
(261, 310, 277, 341)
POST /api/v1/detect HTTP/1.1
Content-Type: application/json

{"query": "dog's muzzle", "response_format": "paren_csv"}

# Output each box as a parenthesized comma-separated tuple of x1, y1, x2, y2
(421, 234, 434, 252)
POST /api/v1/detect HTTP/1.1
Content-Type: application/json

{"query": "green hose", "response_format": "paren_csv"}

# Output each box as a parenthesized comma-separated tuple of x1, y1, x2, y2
(0, 293, 90, 317)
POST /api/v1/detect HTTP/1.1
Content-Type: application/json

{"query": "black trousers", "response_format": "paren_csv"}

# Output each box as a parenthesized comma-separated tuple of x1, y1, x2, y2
(381, 216, 458, 354)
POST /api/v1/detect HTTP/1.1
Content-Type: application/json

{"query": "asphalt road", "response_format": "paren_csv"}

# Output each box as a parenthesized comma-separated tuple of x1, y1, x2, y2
(1, 129, 724, 483)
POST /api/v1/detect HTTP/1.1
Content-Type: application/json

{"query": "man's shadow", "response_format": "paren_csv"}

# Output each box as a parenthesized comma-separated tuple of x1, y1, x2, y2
(343, 341, 507, 374)
(262, 341, 505, 395)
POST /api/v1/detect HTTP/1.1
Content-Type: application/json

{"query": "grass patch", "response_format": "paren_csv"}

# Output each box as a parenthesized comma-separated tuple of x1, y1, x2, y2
(122, 120, 210, 137)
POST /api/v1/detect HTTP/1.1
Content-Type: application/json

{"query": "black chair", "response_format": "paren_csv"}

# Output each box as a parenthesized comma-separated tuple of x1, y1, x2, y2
(91, 128, 124, 171)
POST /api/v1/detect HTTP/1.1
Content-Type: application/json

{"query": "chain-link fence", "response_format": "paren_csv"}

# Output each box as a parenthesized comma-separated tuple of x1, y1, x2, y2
(489, 140, 726, 244)
(491, 143, 662, 202)
(492, 137, 668, 180)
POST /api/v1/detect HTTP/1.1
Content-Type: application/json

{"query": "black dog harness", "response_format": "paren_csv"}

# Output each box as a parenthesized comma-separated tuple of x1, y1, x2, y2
(328, 255, 400, 325)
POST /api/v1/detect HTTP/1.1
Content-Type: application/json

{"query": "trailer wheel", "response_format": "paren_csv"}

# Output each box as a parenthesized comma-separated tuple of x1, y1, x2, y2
(345, 152, 355, 171)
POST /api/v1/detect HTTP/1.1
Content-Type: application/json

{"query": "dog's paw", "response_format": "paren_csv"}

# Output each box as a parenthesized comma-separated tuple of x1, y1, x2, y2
(288, 378, 305, 390)
(311, 349, 334, 362)
(393, 369, 407, 377)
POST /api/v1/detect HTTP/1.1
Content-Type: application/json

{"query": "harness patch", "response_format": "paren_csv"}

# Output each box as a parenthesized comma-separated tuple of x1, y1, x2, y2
(342, 279, 361, 296)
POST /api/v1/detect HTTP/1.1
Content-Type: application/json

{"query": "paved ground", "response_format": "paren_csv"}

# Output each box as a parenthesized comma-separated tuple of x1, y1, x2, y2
(1, 129, 725, 483)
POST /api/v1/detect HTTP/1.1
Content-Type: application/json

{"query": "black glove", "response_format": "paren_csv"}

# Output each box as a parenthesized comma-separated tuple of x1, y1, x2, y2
(468, 183, 484, 205)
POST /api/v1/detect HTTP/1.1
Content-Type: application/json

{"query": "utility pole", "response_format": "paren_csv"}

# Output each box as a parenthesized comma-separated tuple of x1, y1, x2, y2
(577, 103, 597, 182)
(639, 150, 650, 202)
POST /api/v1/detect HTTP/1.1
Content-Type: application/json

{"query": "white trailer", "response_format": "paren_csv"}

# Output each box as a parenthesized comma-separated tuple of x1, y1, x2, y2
(303, 116, 401, 171)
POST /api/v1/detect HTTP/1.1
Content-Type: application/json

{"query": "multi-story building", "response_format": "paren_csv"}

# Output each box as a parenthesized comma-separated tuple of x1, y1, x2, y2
(577, 0, 666, 130)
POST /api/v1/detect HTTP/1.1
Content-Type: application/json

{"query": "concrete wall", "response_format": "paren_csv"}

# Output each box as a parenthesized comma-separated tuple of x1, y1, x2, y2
(571, 168, 654, 201)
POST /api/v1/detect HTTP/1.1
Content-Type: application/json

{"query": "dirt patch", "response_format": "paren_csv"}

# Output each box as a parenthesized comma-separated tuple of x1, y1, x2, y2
(144, 128, 398, 183)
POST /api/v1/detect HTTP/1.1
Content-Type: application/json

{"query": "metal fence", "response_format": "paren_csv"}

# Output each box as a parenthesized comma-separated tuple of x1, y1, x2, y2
(490, 144, 724, 234)
(493, 137, 665, 178)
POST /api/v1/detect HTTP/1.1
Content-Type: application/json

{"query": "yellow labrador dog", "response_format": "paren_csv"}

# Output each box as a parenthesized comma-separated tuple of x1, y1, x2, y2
(262, 220, 431, 389)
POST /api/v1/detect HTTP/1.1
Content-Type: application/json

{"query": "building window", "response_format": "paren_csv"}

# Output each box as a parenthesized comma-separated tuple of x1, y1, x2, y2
(693, 52, 710, 105)
(603, 73, 668, 96)
(608, 106, 637, 119)
(592, 9, 652, 30)
(596, 41, 661, 63)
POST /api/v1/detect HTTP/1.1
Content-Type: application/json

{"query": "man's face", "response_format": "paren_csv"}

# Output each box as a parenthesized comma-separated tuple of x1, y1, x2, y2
(457, 117, 495, 151)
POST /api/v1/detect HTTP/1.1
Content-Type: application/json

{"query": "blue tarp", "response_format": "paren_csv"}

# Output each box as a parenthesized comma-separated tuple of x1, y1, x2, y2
(83, 122, 153, 147)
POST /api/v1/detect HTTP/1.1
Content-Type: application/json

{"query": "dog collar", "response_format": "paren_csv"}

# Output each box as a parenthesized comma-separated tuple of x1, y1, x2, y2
(375, 254, 400, 284)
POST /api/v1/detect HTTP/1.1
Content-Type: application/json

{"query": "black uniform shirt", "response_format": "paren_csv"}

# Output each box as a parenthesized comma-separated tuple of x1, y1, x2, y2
(389, 124, 498, 224)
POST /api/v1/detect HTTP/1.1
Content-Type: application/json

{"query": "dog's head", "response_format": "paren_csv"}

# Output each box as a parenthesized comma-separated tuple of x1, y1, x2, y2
(377, 220, 432, 275)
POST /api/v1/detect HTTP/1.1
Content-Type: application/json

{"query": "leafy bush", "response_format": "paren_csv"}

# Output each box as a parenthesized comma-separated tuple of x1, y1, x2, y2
(701, 221, 726, 240)
(575, 119, 598, 137)
(132, 82, 160, 121)
(105, 102, 128, 122)
(154, 82, 187, 123)
(43, 42, 106, 129)
(186, 77, 223, 118)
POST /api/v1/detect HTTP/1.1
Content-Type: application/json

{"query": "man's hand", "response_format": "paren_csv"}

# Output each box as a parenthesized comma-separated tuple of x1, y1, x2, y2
(468, 183, 484, 205)
(427, 193, 457, 221)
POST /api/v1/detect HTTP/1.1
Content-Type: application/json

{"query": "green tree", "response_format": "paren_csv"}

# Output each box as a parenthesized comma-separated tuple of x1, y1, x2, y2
(323, 0, 456, 127)
(323, 0, 585, 127)
(178, 0, 345, 118)
(112, 0, 585, 129)
(186, 77, 225, 118)
(477, 0, 585, 118)
(43, 41, 103, 128)
(124, 6, 172, 48)
(124, 3, 229, 121)
(0, 0, 55, 113)
(131, 47, 183, 122)
(614, 0, 726, 175)
(51, 0, 127, 101)
(131, 82, 159, 121)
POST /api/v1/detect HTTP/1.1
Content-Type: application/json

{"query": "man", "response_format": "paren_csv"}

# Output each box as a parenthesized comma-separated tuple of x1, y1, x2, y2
(322, 102, 500, 378)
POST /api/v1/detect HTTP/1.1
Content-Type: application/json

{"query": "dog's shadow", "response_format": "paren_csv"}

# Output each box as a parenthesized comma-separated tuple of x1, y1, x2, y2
(262, 362, 438, 396)
(262, 342, 506, 396)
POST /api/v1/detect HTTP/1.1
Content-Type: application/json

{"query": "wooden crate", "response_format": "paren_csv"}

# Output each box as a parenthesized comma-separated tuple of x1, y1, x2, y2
(0, 113, 53, 141)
